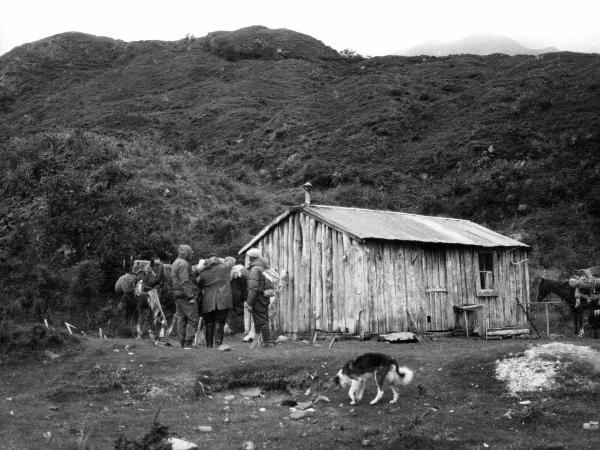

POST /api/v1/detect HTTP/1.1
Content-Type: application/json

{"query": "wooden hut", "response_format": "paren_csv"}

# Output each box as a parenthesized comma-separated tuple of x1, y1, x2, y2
(239, 199, 530, 337)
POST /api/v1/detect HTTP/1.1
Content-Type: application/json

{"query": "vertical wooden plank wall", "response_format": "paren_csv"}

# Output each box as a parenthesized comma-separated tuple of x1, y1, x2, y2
(250, 211, 529, 334)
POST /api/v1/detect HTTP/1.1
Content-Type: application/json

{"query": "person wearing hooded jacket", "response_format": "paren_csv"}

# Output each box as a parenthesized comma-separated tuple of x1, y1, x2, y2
(196, 255, 236, 347)
(171, 244, 198, 348)
(246, 248, 273, 347)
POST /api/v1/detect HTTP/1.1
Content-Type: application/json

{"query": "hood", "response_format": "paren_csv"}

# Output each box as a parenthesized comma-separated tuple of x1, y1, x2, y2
(178, 244, 193, 261)
(249, 256, 268, 269)
(206, 256, 221, 267)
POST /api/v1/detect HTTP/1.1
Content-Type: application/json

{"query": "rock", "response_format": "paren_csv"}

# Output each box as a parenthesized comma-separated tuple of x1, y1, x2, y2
(240, 387, 262, 397)
(242, 441, 255, 450)
(44, 350, 60, 360)
(275, 335, 288, 343)
(313, 395, 330, 404)
(167, 437, 198, 449)
(145, 386, 168, 399)
(362, 439, 374, 447)
(295, 401, 313, 410)
(224, 394, 235, 401)
(43, 431, 52, 440)
(218, 344, 233, 351)
(48, 406, 59, 411)
(290, 409, 313, 420)
(197, 425, 213, 432)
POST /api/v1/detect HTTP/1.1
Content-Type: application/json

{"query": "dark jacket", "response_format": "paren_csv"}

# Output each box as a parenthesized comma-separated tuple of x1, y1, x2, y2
(247, 256, 269, 311)
(231, 265, 249, 305)
(171, 245, 196, 300)
(196, 256, 236, 314)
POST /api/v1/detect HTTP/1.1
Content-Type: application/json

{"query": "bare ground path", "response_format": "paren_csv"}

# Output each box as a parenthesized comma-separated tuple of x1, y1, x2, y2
(1, 335, 600, 449)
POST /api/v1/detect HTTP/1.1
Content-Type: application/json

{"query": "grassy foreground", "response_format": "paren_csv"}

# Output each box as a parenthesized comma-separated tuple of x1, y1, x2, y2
(1, 334, 600, 449)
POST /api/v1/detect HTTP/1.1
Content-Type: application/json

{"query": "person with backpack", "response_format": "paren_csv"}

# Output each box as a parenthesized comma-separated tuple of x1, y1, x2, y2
(171, 244, 199, 349)
(246, 248, 274, 347)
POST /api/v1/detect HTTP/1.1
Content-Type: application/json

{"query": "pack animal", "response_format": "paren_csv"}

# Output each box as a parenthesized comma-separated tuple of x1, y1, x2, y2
(333, 353, 414, 405)
(536, 277, 596, 337)
(114, 261, 171, 339)
(588, 304, 600, 338)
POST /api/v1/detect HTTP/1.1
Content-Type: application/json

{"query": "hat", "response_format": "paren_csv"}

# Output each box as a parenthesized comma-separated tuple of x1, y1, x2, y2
(247, 248, 262, 258)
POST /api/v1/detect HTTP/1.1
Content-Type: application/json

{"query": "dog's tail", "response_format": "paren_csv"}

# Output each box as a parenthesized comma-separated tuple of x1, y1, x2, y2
(396, 366, 414, 385)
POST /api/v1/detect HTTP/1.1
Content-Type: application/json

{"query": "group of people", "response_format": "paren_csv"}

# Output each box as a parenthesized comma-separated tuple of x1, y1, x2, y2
(171, 245, 273, 349)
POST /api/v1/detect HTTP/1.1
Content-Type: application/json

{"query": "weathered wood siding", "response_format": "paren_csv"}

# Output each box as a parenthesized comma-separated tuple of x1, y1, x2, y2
(252, 211, 529, 334)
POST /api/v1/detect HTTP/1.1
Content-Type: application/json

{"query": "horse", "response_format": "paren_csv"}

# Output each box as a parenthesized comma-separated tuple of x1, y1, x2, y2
(588, 304, 600, 338)
(536, 277, 596, 337)
(114, 260, 172, 339)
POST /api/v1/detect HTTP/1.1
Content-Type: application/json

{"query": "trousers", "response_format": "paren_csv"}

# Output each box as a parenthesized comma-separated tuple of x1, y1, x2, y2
(202, 308, 229, 347)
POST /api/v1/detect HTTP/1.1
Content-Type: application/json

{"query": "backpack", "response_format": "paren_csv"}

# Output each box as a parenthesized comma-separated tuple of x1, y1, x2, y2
(261, 267, 280, 298)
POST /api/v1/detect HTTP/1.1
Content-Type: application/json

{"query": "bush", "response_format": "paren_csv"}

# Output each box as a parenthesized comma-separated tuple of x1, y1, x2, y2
(69, 259, 104, 307)
(0, 320, 80, 356)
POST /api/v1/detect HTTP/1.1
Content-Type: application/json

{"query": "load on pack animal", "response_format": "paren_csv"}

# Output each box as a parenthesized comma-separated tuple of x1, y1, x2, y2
(114, 260, 171, 339)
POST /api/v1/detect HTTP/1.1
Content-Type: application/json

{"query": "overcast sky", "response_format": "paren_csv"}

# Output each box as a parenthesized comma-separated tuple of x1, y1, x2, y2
(1, 0, 599, 56)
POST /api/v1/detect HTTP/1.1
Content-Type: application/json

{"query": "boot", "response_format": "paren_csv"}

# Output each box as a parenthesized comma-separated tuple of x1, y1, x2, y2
(204, 322, 215, 348)
(215, 322, 225, 346)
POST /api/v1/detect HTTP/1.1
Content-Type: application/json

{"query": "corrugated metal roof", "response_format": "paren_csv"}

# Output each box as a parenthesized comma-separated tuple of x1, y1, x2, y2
(239, 204, 528, 253)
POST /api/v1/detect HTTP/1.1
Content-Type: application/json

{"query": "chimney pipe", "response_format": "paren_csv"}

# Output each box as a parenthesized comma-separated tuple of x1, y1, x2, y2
(303, 182, 313, 205)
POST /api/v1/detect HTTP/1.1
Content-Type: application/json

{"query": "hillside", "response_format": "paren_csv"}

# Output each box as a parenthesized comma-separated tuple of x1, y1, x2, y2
(398, 33, 559, 56)
(1, 27, 599, 321)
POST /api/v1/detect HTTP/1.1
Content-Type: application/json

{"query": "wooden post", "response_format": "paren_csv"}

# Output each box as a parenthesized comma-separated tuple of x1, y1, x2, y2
(464, 310, 469, 337)
(545, 303, 550, 336)
(328, 336, 336, 350)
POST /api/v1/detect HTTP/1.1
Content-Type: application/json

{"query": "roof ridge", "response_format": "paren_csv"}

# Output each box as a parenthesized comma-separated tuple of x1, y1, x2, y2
(307, 204, 472, 223)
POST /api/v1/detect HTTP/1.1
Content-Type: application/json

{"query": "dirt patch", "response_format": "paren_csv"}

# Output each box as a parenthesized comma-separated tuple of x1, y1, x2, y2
(194, 358, 330, 398)
(47, 363, 151, 402)
(495, 342, 600, 395)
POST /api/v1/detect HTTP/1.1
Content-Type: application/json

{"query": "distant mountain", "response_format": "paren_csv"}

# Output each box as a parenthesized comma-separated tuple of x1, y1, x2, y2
(397, 33, 558, 56)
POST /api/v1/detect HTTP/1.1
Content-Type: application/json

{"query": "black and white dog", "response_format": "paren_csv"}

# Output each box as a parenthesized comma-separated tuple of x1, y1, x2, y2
(334, 353, 414, 405)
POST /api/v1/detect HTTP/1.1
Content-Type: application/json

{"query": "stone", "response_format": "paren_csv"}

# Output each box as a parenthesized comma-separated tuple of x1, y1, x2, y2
(167, 437, 198, 449)
(290, 409, 313, 420)
(240, 387, 262, 397)
(197, 425, 213, 432)
(313, 395, 330, 404)
(218, 344, 232, 352)
(295, 401, 313, 410)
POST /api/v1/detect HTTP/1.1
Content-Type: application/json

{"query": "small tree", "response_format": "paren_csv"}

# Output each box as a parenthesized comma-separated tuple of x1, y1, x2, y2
(339, 48, 363, 60)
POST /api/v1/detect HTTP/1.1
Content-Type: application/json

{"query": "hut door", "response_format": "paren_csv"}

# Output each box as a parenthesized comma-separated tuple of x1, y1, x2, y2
(423, 250, 449, 331)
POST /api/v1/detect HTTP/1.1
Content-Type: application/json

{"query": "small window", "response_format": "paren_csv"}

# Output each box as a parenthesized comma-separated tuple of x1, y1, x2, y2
(477, 252, 497, 296)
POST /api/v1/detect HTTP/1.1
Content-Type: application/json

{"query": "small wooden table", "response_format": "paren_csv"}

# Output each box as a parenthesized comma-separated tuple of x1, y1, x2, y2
(453, 304, 484, 337)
